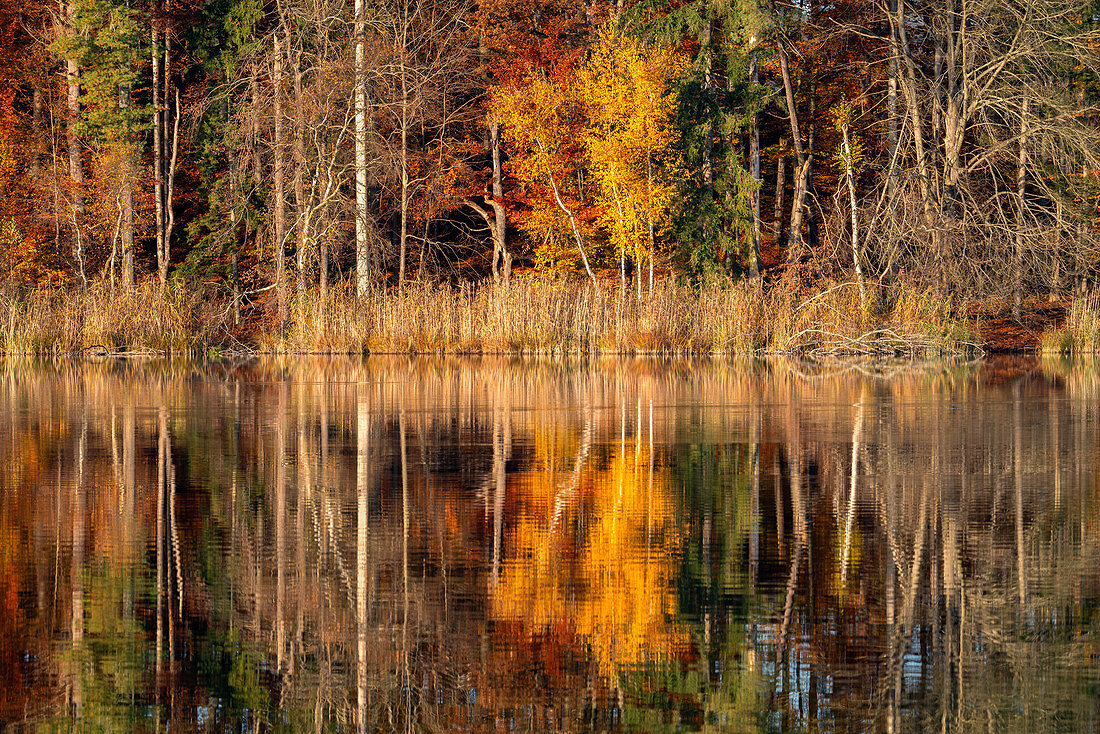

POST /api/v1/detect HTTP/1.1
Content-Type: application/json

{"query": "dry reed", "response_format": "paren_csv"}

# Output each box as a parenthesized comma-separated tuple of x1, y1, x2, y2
(1, 279, 205, 355)
(1041, 296, 1100, 354)
(1, 276, 978, 357)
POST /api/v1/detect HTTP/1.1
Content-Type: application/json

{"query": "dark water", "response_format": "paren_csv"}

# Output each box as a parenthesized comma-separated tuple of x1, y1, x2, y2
(1, 357, 1098, 732)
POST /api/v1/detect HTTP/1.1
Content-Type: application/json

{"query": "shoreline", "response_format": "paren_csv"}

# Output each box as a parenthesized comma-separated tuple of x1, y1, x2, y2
(3, 276, 1092, 358)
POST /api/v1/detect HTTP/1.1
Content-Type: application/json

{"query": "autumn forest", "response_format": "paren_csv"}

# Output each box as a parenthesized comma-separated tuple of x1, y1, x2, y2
(0, 0, 1098, 352)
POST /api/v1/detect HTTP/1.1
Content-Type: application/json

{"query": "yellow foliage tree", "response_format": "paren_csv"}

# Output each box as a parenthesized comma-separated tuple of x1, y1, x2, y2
(577, 28, 684, 296)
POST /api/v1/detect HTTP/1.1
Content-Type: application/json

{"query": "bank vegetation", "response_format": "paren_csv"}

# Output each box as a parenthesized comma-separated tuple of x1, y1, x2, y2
(0, 0, 1096, 356)
(1, 277, 976, 357)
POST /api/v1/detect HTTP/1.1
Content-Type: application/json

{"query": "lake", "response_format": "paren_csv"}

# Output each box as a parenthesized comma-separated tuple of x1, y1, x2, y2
(0, 357, 1097, 732)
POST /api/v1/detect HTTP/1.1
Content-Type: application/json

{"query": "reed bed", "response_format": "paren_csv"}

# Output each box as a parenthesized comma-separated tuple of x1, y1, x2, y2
(1, 279, 206, 355)
(1041, 296, 1100, 355)
(261, 277, 977, 357)
(1, 276, 978, 357)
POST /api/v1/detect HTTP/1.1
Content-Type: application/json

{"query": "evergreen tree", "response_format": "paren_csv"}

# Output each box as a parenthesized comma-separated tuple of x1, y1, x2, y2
(627, 0, 768, 278)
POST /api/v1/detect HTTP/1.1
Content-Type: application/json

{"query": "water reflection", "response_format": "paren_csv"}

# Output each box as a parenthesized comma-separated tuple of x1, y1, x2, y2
(0, 357, 1098, 732)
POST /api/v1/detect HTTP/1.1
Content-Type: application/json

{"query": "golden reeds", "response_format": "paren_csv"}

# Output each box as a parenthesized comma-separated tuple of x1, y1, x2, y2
(1, 279, 204, 355)
(1041, 297, 1100, 355)
(1, 276, 978, 356)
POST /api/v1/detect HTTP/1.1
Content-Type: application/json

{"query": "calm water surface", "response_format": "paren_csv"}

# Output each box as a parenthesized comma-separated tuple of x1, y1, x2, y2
(1, 357, 1098, 732)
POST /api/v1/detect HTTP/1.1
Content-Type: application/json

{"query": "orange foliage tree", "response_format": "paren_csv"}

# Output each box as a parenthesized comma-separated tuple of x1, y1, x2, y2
(0, 0, 61, 286)
(492, 52, 600, 282)
(490, 424, 686, 685)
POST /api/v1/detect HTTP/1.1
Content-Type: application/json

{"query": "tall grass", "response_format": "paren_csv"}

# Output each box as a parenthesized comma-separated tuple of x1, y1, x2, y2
(1, 279, 205, 355)
(1041, 297, 1100, 354)
(261, 278, 977, 356)
(1, 276, 977, 356)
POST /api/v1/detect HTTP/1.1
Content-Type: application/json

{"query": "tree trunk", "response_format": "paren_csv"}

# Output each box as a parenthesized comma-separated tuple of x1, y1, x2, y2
(121, 180, 134, 286)
(841, 122, 865, 309)
(701, 18, 715, 196)
(274, 34, 286, 321)
(355, 0, 371, 295)
(773, 138, 786, 242)
(887, 0, 898, 209)
(418, 216, 429, 281)
(467, 197, 507, 284)
(1014, 99, 1029, 319)
(1052, 163, 1064, 300)
(30, 87, 43, 177)
(619, 231, 626, 288)
(65, 2, 84, 218)
(788, 159, 811, 264)
(804, 93, 818, 250)
(749, 50, 761, 277)
(153, 18, 164, 286)
(647, 152, 656, 291)
(491, 122, 511, 281)
(768, 2, 809, 261)
(539, 145, 596, 285)
(159, 33, 178, 287)
(292, 32, 307, 306)
(120, 82, 134, 287)
(163, 84, 180, 282)
(398, 63, 409, 292)
(893, 0, 941, 245)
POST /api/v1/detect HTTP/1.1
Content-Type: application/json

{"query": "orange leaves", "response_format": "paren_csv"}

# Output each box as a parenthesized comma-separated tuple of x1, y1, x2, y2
(0, 219, 65, 286)
(491, 57, 597, 270)
(0, 85, 59, 287)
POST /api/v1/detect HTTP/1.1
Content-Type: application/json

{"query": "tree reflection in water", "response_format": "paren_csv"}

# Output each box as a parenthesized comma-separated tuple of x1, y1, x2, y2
(0, 357, 1097, 732)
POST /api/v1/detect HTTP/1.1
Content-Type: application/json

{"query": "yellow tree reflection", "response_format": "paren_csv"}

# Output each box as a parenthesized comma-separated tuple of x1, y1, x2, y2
(492, 407, 684, 685)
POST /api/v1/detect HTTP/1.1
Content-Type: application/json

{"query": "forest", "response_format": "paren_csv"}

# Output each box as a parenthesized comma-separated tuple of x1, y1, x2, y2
(0, 0, 1098, 353)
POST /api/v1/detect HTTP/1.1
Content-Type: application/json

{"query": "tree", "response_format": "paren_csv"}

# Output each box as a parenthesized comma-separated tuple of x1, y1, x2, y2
(0, 0, 60, 285)
(354, 0, 371, 294)
(831, 100, 866, 307)
(54, 0, 150, 288)
(875, 0, 1100, 296)
(577, 26, 684, 296)
(629, 0, 766, 277)
(370, 0, 476, 289)
(463, 0, 600, 283)
(492, 55, 599, 283)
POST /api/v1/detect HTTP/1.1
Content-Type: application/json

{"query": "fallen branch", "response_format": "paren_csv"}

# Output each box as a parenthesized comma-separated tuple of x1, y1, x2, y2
(772, 325, 983, 359)
(78, 345, 167, 358)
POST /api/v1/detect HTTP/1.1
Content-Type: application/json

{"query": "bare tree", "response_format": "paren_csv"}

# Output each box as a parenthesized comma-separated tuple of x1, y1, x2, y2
(355, 0, 372, 295)
(370, 0, 476, 290)
(861, 0, 1100, 298)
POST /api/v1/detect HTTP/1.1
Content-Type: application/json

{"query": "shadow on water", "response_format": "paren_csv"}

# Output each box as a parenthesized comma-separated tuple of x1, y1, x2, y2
(0, 356, 1098, 732)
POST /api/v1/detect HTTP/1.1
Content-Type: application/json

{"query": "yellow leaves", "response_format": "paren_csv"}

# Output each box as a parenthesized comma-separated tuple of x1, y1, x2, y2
(492, 72, 572, 160)
(491, 68, 594, 268)
(578, 27, 685, 263)
(492, 26, 685, 273)
(830, 100, 866, 180)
